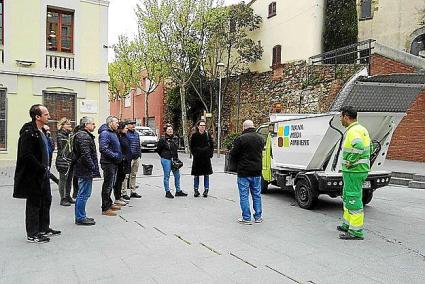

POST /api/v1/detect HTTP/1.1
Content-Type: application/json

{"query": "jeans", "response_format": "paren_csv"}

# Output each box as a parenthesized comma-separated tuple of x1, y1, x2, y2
(194, 175, 209, 190)
(160, 158, 181, 192)
(114, 165, 126, 200)
(101, 163, 118, 211)
(75, 178, 93, 221)
(58, 171, 72, 201)
(237, 176, 262, 221)
(25, 178, 51, 237)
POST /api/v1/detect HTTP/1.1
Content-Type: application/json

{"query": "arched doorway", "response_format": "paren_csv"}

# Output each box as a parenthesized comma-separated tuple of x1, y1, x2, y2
(409, 27, 425, 57)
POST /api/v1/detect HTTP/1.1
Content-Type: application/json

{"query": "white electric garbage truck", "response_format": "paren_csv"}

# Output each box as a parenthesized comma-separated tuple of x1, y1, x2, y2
(257, 72, 425, 209)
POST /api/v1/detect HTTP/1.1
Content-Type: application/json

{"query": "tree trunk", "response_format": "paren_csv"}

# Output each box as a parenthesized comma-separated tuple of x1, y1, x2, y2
(179, 85, 189, 153)
(144, 92, 149, 127)
(119, 97, 124, 120)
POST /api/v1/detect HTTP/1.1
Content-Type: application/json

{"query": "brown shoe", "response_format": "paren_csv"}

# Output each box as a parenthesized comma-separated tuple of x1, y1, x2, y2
(111, 204, 121, 211)
(102, 209, 117, 216)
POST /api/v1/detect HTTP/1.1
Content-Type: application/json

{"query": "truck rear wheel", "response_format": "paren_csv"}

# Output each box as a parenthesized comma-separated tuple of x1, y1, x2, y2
(362, 190, 373, 205)
(295, 178, 318, 209)
(261, 177, 269, 194)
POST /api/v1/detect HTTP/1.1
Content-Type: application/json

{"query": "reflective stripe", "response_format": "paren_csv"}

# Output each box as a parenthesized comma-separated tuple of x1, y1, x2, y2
(343, 147, 364, 154)
(348, 209, 364, 215)
(349, 225, 363, 231)
(343, 159, 370, 166)
(351, 138, 363, 145)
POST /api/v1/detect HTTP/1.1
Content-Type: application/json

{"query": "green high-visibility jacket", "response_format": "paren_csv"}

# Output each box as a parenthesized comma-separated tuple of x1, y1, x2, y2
(342, 121, 371, 173)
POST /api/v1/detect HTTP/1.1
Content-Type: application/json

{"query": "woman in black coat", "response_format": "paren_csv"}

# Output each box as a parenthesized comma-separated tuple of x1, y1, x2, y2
(190, 120, 214, 197)
(113, 122, 131, 206)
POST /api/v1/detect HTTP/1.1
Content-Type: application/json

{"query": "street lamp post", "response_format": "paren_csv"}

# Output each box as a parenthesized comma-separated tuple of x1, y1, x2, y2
(217, 62, 225, 158)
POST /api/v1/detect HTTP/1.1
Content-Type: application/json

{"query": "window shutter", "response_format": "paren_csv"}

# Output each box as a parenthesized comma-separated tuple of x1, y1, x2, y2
(360, 0, 372, 19)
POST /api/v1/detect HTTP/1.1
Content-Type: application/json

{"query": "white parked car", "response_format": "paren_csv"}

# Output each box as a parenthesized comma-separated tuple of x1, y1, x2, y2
(135, 126, 158, 151)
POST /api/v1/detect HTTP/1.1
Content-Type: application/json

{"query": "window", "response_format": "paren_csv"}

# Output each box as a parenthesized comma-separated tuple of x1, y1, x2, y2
(0, 0, 4, 45)
(360, 0, 372, 20)
(272, 45, 282, 66)
(268, 2, 276, 18)
(43, 92, 76, 142)
(0, 89, 6, 150)
(46, 8, 74, 53)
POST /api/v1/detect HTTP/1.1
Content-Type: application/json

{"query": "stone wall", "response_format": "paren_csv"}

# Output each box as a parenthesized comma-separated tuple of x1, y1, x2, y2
(222, 60, 365, 133)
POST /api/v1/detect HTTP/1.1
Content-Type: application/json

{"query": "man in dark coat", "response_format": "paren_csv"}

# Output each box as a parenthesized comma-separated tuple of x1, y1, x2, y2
(125, 120, 142, 199)
(230, 120, 265, 225)
(73, 116, 100, 226)
(13, 104, 61, 243)
(98, 116, 122, 216)
(190, 120, 214, 197)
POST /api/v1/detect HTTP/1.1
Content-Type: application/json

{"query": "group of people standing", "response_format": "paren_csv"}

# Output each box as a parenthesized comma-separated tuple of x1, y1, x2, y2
(13, 105, 143, 243)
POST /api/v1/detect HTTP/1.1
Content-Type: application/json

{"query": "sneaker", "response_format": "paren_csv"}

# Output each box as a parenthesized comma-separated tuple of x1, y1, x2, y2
(337, 225, 348, 232)
(203, 189, 209, 198)
(102, 209, 117, 216)
(40, 228, 61, 237)
(75, 218, 96, 226)
(60, 199, 71, 207)
(130, 192, 142, 198)
(27, 234, 50, 243)
(86, 217, 95, 221)
(165, 191, 174, 199)
(237, 218, 253, 225)
(175, 191, 188, 197)
(339, 232, 364, 240)
(194, 189, 200, 197)
(114, 200, 126, 206)
(111, 204, 121, 211)
(122, 195, 131, 201)
(119, 197, 130, 204)
(254, 218, 263, 223)
(67, 197, 76, 204)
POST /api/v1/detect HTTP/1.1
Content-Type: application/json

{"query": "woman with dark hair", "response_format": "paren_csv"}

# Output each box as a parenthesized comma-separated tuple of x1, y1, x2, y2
(190, 120, 214, 197)
(157, 124, 187, 198)
(113, 121, 131, 206)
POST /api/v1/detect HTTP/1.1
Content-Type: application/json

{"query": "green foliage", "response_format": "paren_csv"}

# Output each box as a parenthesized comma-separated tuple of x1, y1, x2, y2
(222, 132, 239, 150)
(323, 0, 358, 52)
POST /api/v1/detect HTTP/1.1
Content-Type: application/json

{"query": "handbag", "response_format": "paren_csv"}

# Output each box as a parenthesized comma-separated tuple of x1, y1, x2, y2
(171, 158, 183, 171)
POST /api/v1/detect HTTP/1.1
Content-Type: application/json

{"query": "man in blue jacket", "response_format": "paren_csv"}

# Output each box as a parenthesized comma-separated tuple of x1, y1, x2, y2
(123, 120, 142, 199)
(98, 116, 122, 216)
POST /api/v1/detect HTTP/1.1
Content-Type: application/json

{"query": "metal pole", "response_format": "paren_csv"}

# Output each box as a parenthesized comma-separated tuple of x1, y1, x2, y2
(217, 70, 222, 158)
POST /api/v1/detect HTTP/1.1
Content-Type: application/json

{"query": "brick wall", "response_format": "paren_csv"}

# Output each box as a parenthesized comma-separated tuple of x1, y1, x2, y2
(370, 54, 425, 162)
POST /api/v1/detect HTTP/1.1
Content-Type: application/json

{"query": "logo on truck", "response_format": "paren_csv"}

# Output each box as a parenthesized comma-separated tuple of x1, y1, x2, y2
(277, 124, 310, 147)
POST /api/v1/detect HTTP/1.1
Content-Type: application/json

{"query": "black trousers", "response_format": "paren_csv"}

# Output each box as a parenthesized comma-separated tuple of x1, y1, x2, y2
(101, 163, 117, 211)
(114, 165, 126, 201)
(25, 180, 52, 237)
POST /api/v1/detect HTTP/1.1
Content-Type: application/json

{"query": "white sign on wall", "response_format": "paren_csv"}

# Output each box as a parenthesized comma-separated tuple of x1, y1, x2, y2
(124, 94, 132, 108)
(80, 100, 98, 114)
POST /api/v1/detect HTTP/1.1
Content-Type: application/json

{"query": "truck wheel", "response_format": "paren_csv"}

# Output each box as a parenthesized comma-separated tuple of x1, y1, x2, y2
(261, 177, 269, 194)
(295, 178, 318, 209)
(362, 190, 373, 205)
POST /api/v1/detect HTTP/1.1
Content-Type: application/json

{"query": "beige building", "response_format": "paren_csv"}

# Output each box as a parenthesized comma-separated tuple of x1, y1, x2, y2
(248, 0, 325, 73)
(357, 0, 425, 57)
(0, 0, 110, 160)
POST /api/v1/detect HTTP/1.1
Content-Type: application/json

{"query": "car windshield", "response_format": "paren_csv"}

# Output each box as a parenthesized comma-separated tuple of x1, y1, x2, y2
(137, 129, 155, 136)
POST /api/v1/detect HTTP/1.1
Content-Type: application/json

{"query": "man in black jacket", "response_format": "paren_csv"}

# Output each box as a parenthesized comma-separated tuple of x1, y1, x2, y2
(73, 117, 100, 225)
(230, 120, 265, 225)
(13, 104, 61, 243)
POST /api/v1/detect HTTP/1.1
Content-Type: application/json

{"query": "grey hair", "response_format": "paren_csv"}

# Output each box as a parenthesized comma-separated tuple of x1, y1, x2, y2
(243, 120, 254, 130)
(106, 115, 118, 124)
(80, 116, 94, 126)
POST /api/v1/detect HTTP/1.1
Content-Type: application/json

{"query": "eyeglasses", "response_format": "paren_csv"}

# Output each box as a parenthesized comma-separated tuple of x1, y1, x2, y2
(199, 124, 206, 127)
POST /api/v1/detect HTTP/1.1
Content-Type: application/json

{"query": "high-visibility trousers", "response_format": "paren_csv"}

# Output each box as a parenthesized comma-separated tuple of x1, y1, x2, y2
(341, 172, 368, 237)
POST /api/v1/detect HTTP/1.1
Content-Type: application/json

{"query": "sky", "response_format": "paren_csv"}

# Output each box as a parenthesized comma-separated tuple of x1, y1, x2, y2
(108, 0, 242, 61)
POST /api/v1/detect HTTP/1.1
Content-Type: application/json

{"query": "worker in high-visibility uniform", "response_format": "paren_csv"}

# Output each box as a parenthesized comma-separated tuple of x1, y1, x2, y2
(338, 106, 371, 240)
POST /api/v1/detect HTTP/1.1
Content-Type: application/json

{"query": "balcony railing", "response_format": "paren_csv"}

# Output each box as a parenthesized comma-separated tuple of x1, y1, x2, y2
(46, 54, 74, 71)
